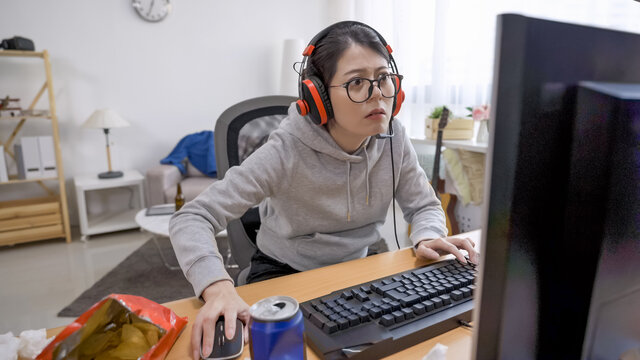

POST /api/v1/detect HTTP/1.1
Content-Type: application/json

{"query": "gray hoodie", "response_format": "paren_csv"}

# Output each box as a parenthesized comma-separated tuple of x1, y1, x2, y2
(169, 103, 447, 297)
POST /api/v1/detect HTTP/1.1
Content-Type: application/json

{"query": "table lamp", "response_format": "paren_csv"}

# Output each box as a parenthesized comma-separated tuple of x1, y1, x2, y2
(82, 109, 130, 179)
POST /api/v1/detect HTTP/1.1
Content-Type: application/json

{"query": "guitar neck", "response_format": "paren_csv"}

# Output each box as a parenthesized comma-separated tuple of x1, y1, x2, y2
(431, 130, 444, 188)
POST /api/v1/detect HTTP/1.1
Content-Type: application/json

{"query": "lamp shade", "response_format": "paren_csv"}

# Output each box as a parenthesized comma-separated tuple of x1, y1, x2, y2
(82, 109, 130, 129)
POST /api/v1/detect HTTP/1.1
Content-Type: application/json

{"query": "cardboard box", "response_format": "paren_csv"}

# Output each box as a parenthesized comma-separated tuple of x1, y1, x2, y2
(425, 116, 474, 140)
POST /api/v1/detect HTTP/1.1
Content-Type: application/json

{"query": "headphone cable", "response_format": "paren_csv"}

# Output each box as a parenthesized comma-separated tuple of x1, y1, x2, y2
(389, 130, 400, 250)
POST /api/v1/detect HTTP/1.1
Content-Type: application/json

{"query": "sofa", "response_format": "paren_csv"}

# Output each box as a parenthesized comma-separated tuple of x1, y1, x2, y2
(146, 160, 216, 206)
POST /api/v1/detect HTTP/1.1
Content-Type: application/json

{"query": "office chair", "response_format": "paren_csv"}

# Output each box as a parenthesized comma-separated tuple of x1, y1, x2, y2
(214, 95, 297, 285)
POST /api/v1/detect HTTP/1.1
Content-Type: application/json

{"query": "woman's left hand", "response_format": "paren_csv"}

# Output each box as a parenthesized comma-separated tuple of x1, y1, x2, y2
(415, 237, 479, 264)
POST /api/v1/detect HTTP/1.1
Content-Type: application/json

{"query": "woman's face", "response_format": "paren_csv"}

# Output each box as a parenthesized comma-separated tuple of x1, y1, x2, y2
(327, 44, 394, 145)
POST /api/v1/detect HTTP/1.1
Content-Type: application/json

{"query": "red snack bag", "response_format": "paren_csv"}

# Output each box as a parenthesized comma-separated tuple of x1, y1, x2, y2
(37, 294, 187, 360)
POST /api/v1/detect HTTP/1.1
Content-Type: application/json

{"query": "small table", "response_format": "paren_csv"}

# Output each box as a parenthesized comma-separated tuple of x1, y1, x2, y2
(74, 170, 145, 241)
(134, 207, 229, 270)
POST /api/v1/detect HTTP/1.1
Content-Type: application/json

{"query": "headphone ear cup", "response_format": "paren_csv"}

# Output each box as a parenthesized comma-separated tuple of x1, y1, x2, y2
(392, 77, 405, 117)
(392, 89, 405, 117)
(299, 76, 333, 125)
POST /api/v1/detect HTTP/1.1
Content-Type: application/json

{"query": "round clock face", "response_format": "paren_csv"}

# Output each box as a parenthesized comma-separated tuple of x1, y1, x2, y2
(132, 0, 171, 22)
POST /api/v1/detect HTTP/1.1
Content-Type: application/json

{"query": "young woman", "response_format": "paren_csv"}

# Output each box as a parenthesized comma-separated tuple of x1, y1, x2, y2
(169, 21, 479, 359)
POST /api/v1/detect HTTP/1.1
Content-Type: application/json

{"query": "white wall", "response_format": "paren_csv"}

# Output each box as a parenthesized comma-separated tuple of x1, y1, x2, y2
(0, 0, 330, 223)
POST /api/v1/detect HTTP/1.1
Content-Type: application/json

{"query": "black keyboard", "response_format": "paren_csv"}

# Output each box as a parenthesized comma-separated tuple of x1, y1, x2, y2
(301, 258, 477, 359)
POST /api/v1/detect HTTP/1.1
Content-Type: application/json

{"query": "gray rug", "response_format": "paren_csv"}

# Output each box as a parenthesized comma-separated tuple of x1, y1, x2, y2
(58, 236, 239, 317)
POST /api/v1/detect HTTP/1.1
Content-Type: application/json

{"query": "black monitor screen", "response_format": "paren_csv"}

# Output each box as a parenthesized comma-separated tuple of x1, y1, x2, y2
(473, 14, 640, 360)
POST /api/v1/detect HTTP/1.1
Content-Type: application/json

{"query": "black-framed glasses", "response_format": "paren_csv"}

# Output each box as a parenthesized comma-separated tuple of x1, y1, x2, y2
(329, 73, 403, 103)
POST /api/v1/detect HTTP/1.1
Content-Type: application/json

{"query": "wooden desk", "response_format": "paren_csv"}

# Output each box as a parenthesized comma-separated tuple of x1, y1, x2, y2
(48, 230, 480, 359)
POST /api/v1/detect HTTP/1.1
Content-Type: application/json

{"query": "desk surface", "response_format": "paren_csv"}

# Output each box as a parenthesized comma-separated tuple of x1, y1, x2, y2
(48, 229, 481, 359)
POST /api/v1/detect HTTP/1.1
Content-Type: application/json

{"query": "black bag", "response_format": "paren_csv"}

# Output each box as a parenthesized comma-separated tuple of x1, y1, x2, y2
(0, 36, 35, 51)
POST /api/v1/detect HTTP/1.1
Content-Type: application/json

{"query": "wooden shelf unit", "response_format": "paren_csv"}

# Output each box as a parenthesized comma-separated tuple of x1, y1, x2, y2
(0, 50, 71, 244)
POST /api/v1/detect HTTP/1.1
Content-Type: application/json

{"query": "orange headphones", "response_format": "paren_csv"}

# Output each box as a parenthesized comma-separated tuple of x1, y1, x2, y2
(295, 21, 405, 126)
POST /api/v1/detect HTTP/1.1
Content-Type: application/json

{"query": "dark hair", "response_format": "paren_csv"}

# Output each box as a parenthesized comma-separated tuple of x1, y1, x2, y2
(305, 22, 390, 85)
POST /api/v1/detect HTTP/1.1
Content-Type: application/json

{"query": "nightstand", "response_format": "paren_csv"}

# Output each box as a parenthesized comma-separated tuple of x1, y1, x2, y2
(74, 170, 145, 241)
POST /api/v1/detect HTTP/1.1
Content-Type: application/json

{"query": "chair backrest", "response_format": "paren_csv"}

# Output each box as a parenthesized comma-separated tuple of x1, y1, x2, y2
(214, 96, 296, 271)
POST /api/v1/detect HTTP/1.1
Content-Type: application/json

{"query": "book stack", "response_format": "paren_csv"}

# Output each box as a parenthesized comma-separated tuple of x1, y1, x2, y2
(14, 136, 57, 180)
(425, 117, 474, 140)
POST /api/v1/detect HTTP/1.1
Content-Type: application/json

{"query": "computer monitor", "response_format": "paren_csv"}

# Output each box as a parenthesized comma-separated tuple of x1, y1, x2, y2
(473, 14, 640, 359)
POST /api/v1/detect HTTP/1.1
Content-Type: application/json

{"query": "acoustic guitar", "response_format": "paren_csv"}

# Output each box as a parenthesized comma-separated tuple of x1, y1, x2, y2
(431, 107, 460, 236)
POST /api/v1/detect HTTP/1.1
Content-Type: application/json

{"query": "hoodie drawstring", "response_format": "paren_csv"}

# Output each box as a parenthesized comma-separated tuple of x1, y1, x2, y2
(364, 146, 370, 205)
(346, 162, 352, 221)
(345, 144, 372, 221)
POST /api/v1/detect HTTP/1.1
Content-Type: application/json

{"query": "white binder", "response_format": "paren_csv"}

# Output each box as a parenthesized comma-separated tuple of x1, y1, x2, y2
(0, 145, 8, 182)
(38, 136, 57, 178)
(20, 136, 42, 179)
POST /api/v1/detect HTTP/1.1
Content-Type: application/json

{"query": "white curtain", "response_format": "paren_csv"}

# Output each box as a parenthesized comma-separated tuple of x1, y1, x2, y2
(331, 0, 640, 138)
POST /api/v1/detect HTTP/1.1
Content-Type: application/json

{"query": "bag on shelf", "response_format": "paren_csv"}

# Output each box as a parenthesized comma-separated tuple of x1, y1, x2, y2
(0, 36, 35, 51)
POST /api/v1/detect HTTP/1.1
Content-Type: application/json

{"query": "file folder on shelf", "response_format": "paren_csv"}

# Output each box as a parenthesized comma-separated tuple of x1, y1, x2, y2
(19, 136, 42, 179)
(0, 145, 8, 182)
(38, 136, 57, 178)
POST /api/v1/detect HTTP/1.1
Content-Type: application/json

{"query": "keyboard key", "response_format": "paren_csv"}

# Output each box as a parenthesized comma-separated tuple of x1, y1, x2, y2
(336, 318, 349, 330)
(301, 303, 315, 318)
(400, 294, 421, 307)
(357, 311, 371, 322)
(392, 310, 405, 323)
(368, 307, 383, 318)
(431, 297, 444, 309)
(355, 292, 369, 302)
(412, 303, 426, 315)
(440, 295, 452, 305)
(435, 286, 446, 295)
(422, 300, 435, 312)
(321, 309, 334, 317)
(401, 308, 415, 319)
(329, 314, 341, 322)
(310, 313, 329, 328)
(323, 321, 338, 334)
(341, 291, 353, 300)
(426, 289, 439, 299)
(324, 300, 337, 308)
(386, 290, 404, 302)
(451, 290, 463, 301)
(460, 287, 471, 298)
(389, 301, 401, 311)
(360, 285, 372, 294)
(380, 304, 392, 314)
(379, 282, 402, 295)
(380, 314, 395, 326)
(347, 314, 360, 326)
(381, 279, 393, 285)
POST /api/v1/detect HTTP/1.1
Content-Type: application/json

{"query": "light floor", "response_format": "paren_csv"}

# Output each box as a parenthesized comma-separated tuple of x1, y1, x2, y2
(0, 227, 149, 335)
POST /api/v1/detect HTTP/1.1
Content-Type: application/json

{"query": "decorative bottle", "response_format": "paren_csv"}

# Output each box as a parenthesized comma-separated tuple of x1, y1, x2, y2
(175, 183, 185, 211)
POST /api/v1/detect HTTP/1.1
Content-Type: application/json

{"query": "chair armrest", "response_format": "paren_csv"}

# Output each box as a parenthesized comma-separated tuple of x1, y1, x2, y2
(146, 164, 182, 206)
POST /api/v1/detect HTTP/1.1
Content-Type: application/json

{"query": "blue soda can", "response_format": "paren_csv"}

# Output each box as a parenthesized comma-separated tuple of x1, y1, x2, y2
(249, 295, 306, 360)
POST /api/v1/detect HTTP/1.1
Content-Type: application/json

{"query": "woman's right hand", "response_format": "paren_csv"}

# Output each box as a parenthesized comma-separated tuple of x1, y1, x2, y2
(191, 280, 251, 360)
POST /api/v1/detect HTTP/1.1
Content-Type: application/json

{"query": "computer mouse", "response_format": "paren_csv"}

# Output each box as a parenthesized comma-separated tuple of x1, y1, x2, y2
(200, 317, 244, 360)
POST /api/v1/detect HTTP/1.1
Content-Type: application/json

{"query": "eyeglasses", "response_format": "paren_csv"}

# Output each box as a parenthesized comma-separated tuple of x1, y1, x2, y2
(329, 73, 403, 103)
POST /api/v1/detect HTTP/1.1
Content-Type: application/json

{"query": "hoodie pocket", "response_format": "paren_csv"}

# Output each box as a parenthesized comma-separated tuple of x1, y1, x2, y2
(294, 233, 365, 267)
